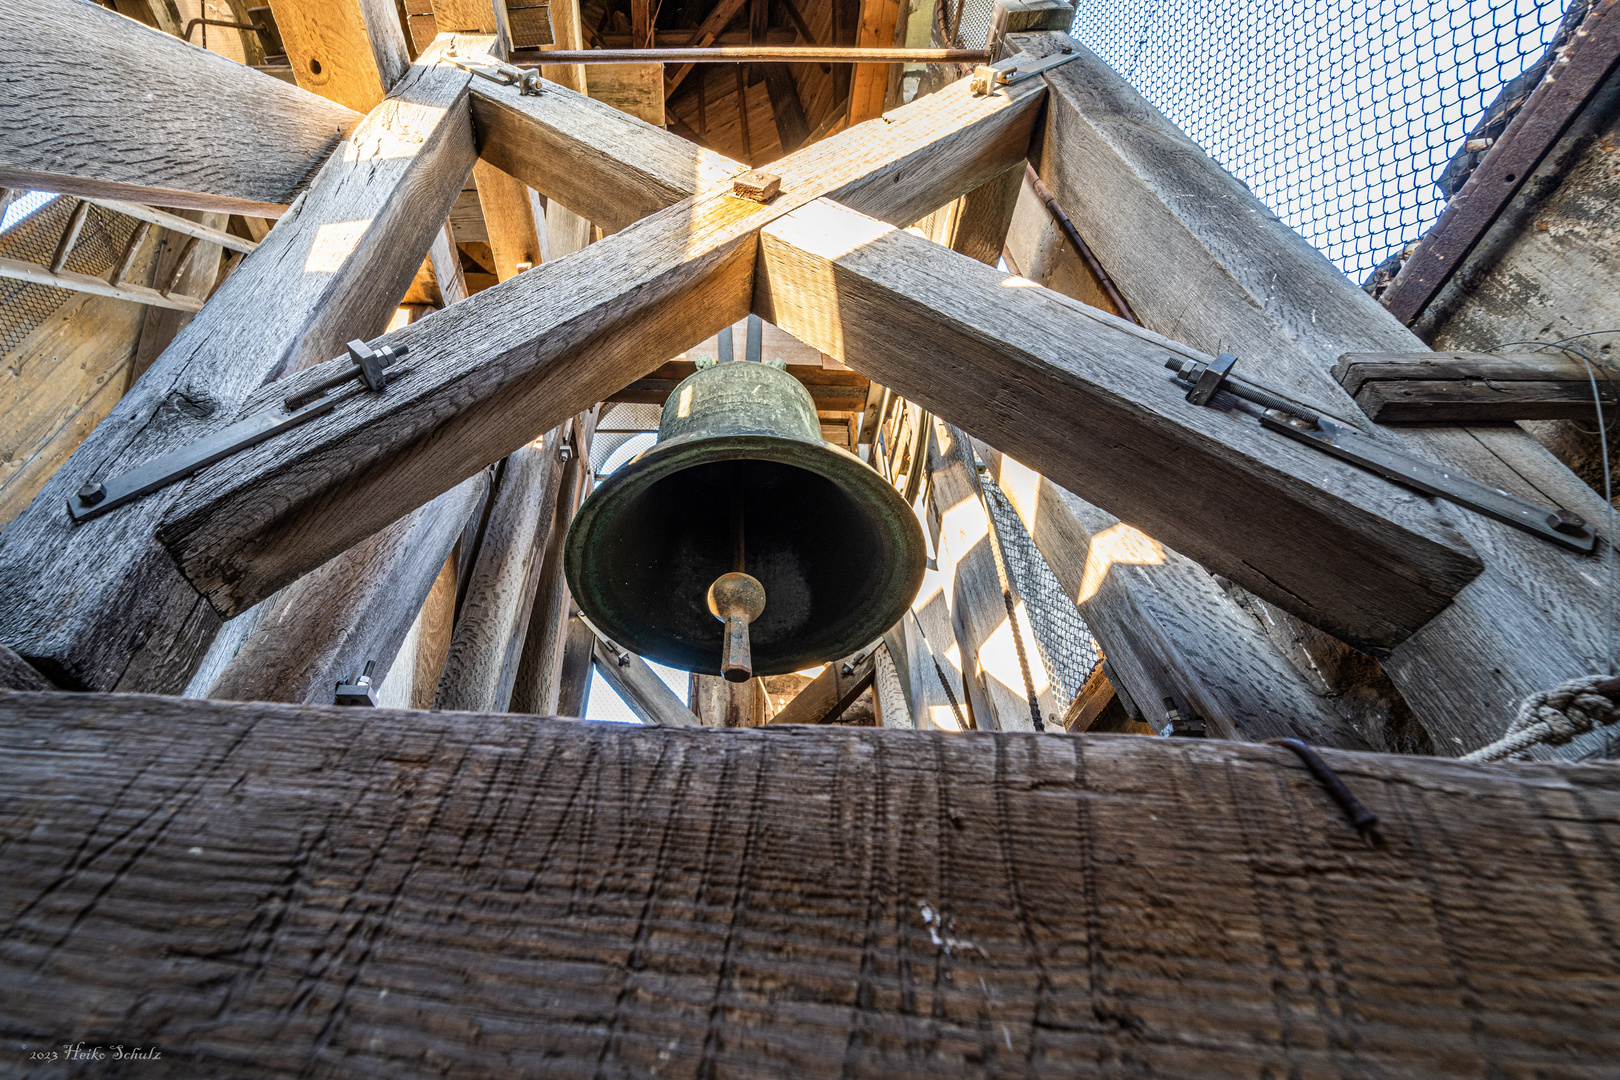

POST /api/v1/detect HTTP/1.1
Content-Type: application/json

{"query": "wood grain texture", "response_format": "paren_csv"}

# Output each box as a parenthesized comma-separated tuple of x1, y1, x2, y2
(410, 553, 461, 708)
(586, 64, 668, 127)
(0, 0, 359, 216)
(158, 65, 1049, 617)
(591, 636, 699, 726)
(978, 443, 1377, 747)
(472, 160, 547, 280)
(0, 292, 148, 529)
(1335, 351, 1612, 423)
(435, 433, 565, 712)
(767, 648, 876, 724)
(0, 644, 52, 690)
(756, 198, 1481, 649)
(0, 37, 485, 693)
(554, 613, 594, 715)
(203, 476, 483, 703)
(129, 211, 234, 389)
(1020, 30, 1619, 754)
(470, 79, 745, 233)
(1, 689, 1617, 1076)
(508, 426, 590, 715)
(267, 0, 412, 113)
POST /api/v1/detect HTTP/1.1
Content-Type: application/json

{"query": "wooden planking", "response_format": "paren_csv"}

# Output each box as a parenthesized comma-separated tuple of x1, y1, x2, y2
(434, 432, 567, 712)
(0, 36, 485, 693)
(265, 0, 412, 113)
(585, 63, 668, 126)
(767, 648, 877, 724)
(591, 637, 700, 726)
(3, 689, 1619, 1075)
(1, 0, 360, 215)
(470, 79, 744, 233)
(1334, 350, 1614, 423)
(157, 66, 1050, 617)
(756, 198, 1481, 650)
(925, 419, 1060, 731)
(1022, 30, 1619, 753)
(978, 443, 1377, 747)
(0, 293, 149, 529)
(848, 0, 903, 124)
(203, 477, 485, 703)
(664, 0, 752, 97)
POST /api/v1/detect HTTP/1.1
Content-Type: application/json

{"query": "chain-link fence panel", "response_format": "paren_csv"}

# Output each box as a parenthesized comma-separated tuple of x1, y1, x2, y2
(978, 471, 1100, 721)
(1066, 0, 1579, 284)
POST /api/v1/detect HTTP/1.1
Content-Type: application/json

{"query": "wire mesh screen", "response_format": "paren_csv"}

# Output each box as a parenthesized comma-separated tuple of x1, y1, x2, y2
(978, 472, 1100, 720)
(0, 196, 147, 357)
(1068, 0, 1579, 283)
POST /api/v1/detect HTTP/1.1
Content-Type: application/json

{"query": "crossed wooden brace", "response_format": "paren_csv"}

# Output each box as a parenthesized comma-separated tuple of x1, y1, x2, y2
(2, 16, 1480, 663)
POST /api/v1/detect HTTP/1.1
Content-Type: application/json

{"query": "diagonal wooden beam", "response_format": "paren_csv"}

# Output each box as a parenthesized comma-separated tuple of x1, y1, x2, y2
(469, 79, 747, 232)
(754, 197, 1480, 650)
(665, 0, 752, 98)
(0, 35, 488, 692)
(156, 67, 1049, 618)
(1018, 31, 1616, 753)
(1, 0, 361, 216)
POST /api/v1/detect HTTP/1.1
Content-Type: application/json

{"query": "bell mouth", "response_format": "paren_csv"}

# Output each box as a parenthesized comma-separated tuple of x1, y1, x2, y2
(565, 433, 927, 677)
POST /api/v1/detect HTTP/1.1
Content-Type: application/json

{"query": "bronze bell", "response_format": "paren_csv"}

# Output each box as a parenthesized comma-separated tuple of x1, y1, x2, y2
(565, 359, 926, 681)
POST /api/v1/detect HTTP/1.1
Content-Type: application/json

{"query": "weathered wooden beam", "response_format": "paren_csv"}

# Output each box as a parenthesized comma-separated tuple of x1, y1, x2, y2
(1334, 350, 1614, 423)
(472, 160, 548, 280)
(157, 66, 1049, 618)
(756, 198, 1482, 650)
(3, 689, 1618, 1075)
(201, 476, 485, 703)
(553, 613, 594, 715)
(434, 432, 567, 712)
(0, 254, 205, 312)
(586, 63, 668, 126)
(85, 199, 257, 255)
(0, 36, 485, 693)
(767, 648, 876, 724)
(590, 637, 700, 726)
(468, 79, 745, 233)
(0, 646, 53, 691)
(762, 63, 812, 153)
(1021, 30, 1616, 752)
(977, 443, 1378, 746)
(1, 0, 360, 215)
(847, 0, 902, 123)
(266, 0, 412, 112)
(924, 419, 1059, 731)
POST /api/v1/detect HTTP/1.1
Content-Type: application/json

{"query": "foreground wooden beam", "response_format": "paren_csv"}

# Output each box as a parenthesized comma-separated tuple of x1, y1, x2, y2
(1335, 350, 1614, 423)
(157, 66, 1047, 617)
(1022, 31, 1616, 751)
(2, 0, 360, 215)
(2, 689, 1616, 1074)
(0, 36, 485, 692)
(468, 79, 745, 233)
(756, 198, 1481, 650)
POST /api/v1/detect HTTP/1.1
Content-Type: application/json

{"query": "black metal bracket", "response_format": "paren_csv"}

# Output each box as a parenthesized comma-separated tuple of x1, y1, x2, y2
(1168, 354, 1597, 554)
(68, 339, 407, 524)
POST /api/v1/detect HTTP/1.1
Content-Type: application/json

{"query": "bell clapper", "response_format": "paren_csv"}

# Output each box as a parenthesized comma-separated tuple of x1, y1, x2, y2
(708, 572, 765, 682)
(708, 484, 765, 681)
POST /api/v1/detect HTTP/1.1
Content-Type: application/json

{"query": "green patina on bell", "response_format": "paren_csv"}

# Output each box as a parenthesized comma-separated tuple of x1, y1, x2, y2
(565, 359, 926, 679)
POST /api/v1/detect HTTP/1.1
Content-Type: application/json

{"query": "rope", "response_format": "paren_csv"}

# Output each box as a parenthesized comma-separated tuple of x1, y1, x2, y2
(1462, 674, 1620, 762)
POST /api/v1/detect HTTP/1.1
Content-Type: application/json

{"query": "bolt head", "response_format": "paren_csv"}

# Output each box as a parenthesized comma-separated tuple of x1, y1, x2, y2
(77, 480, 106, 506)
(1547, 509, 1588, 535)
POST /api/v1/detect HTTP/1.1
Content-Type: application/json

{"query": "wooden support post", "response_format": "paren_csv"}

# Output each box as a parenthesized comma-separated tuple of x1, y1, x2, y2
(755, 197, 1481, 651)
(0, 35, 486, 692)
(4, 689, 1618, 1074)
(554, 614, 595, 716)
(380, 551, 462, 708)
(434, 431, 567, 712)
(200, 476, 486, 704)
(472, 160, 548, 280)
(767, 648, 877, 724)
(1020, 30, 1618, 753)
(1334, 351, 1616, 423)
(591, 637, 701, 726)
(266, 0, 412, 112)
(155, 68, 1048, 619)
(508, 410, 595, 714)
(3, 0, 360, 215)
(872, 642, 910, 727)
(847, 0, 903, 124)
(540, 0, 588, 93)
(923, 419, 1059, 731)
(692, 672, 773, 726)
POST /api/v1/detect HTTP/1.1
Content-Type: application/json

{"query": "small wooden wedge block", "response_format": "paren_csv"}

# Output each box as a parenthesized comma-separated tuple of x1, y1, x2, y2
(732, 170, 782, 202)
